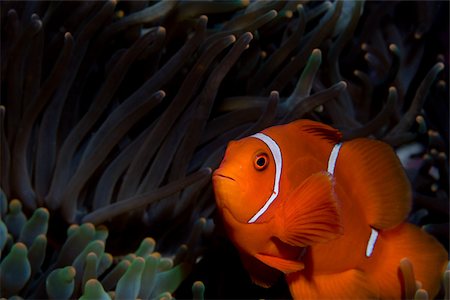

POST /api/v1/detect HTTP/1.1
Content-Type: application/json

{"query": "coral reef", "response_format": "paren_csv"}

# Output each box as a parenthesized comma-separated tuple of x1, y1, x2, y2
(0, 0, 448, 298)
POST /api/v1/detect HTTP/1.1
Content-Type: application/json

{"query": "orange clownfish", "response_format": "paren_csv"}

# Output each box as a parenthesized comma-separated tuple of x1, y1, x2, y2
(213, 119, 448, 299)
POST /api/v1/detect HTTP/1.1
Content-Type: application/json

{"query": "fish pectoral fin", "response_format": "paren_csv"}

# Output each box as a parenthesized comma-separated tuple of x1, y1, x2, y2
(239, 251, 282, 288)
(255, 253, 305, 274)
(278, 172, 343, 247)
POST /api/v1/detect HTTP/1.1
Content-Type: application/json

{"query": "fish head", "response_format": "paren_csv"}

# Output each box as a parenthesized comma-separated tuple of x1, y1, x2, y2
(213, 136, 278, 224)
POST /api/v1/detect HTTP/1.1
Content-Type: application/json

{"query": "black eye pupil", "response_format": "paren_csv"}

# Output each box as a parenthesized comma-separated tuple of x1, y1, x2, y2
(257, 157, 266, 167)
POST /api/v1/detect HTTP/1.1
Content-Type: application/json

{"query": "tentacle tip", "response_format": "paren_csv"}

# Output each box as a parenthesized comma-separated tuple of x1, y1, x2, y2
(270, 90, 279, 97)
(312, 48, 322, 56)
(228, 35, 237, 44)
(436, 80, 446, 88)
(157, 90, 167, 99)
(198, 15, 208, 24)
(7, 9, 17, 17)
(67, 266, 76, 277)
(241, 32, 253, 44)
(435, 62, 445, 71)
(438, 152, 447, 160)
(157, 26, 167, 35)
(389, 43, 399, 53)
(388, 86, 397, 94)
(64, 32, 73, 40)
(31, 13, 41, 21)
(415, 115, 424, 123)
(13, 242, 28, 251)
(338, 81, 348, 89)
(36, 207, 50, 217)
(268, 9, 278, 17)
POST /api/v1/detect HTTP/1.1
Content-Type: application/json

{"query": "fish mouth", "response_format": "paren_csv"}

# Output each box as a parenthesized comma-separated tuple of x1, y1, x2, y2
(212, 172, 236, 182)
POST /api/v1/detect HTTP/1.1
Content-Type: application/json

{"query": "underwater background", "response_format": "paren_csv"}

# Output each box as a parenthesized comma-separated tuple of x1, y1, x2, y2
(0, 0, 448, 299)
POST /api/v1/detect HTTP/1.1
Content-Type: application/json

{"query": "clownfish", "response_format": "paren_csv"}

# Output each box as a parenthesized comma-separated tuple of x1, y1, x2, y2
(213, 119, 448, 299)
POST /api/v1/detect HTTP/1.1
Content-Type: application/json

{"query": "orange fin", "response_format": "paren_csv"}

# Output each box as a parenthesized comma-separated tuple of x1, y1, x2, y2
(290, 119, 342, 144)
(277, 172, 343, 247)
(254, 253, 305, 274)
(337, 139, 411, 229)
(287, 268, 378, 299)
(239, 251, 282, 288)
(363, 223, 448, 299)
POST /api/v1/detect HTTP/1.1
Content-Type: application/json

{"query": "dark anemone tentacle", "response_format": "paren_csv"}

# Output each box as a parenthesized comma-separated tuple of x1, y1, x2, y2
(239, 90, 279, 138)
(282, 81, 348, 124)
(46, 26, 164, 210)
(34, 0, 117, 203)
(92, 124, 153, 210)
(137, 102, 199, 195)
(167, 33, 254, 183)
(117, 29, 233, 201)
(21, 15, 44, 115)
(247, 5, 306, 95)
(95, 0, 176, 48)
(176, 0, 247, 21)
(11, 32, 74, 210)
(385, 62, 445, 145)
(5, 13, 42, 146)
(156, 33, 255, 226)
(60, 90, 166, 223)
(342, 86, 397, 140)
(327, 1, 364, 117)
(352, 69, 373, 123)
(285, 48, 322, 109)
(219, 96, 268, 112)
(82, 168, 211, 225)
(265, 0, 343, 95)
(202, 9, 276, 50)
(201, 108, 262, 145)
(0, 106, 10, 196)
(221, 1, 283, 32)
(1, 9, 19, 80)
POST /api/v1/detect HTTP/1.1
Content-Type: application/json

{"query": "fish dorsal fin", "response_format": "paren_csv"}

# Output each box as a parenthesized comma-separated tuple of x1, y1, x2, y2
(290, 119, 342, 144)
(337, 138, 412, 229)
(276, 172, 343, 247)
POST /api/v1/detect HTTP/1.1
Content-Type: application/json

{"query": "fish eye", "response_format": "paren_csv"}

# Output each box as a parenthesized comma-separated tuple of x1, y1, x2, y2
(254, 153, 269, 170)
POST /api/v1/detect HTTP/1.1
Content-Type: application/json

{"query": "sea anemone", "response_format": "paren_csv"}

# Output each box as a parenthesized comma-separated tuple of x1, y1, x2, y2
(0, 0, 448, 298)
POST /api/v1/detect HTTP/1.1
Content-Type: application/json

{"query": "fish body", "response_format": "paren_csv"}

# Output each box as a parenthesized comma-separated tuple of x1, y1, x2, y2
(213, 120, 448, 299)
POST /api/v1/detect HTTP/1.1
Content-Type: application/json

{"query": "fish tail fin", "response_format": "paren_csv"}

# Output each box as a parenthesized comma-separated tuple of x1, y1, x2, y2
(337, 138, 412, 229)
(364, 223, 448, 299)
(276, 172, 343, 247)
